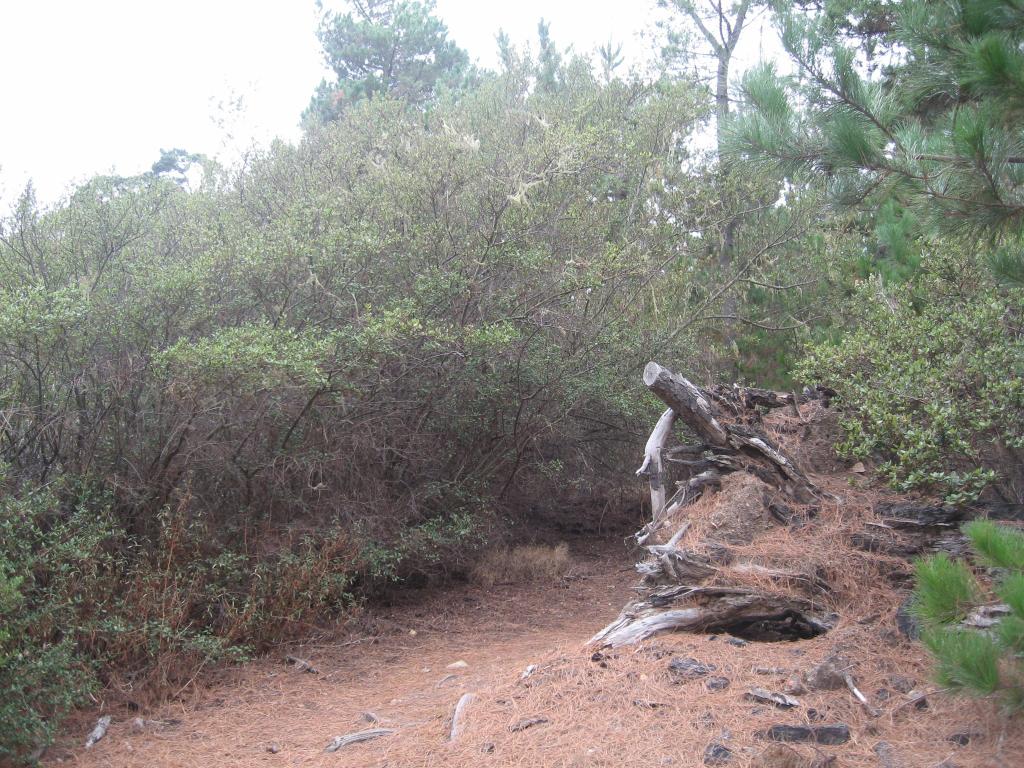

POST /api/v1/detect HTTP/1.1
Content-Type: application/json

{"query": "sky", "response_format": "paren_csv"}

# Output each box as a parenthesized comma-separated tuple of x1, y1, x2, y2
(0, 1, 781, 208)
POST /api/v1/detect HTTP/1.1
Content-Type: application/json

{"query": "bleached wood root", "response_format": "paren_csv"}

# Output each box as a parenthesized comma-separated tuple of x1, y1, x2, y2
(448, 693, 475, 742)
(324, 728, 394, 752)
(641, 362, 820, 502)
(85, 715, 111, 748)
(636, 408, 677, 519)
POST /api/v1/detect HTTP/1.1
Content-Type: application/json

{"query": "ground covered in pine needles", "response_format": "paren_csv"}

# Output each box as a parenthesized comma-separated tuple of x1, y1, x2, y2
(48, 406, 1021, 767)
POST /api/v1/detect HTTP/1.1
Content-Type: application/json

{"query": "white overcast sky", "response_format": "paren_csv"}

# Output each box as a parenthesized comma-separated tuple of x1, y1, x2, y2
(0, 1, 781, 207)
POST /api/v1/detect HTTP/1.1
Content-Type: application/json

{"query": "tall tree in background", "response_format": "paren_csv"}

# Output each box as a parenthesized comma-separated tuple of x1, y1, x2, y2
(662, 1, 756, 362)
(304, 0, 469, 125)
(536, 19, 562, 93)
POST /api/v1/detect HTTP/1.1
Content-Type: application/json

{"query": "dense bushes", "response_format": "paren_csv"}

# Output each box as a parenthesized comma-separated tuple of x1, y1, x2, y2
(0, 475, 363, 763)
(0, 59, 711, 760)
(799, 250, 1024, 503)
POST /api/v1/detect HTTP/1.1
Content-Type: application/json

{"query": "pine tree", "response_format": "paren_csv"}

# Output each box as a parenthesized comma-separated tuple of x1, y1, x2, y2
(304, 0, 469, 126)
(913, 520, 1024, 712)
(730, 0, 1024, 282)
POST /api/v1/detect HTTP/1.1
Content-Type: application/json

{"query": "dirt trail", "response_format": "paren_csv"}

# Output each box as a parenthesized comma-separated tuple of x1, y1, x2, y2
(48, 533, 1019, 768)
(51, 542, 637, 768)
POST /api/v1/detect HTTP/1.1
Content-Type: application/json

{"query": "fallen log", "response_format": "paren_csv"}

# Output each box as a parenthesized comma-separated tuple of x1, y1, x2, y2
(591, 586, 833, 647)
(85, 715, 111, 748)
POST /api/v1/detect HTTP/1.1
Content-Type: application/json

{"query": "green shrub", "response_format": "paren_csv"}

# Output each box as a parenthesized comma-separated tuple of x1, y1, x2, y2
(0, 476, 361, 763)
(913, 520, 1024, 712)
(0, 487, 108, 763)
(798, 251, 1024, 503)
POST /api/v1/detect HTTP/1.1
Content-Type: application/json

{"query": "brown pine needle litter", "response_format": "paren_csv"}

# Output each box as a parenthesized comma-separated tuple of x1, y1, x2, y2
(47, 407, 1021, 768)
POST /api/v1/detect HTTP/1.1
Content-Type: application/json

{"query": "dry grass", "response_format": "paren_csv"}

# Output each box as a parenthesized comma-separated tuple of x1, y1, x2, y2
(471, 543, 573, 587)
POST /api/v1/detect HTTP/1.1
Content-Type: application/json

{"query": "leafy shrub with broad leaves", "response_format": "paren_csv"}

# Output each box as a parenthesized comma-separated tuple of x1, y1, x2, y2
(798, 251, 1024, 503)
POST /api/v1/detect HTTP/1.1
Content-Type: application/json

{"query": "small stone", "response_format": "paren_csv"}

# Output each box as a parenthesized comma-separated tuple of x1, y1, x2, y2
(703, 742, 733, 766)
(888, 675, 915, 694)
(874, 741, 900, 768)
(130, 718, 146, 732)
(875, 688, 892, 701)
(266, 743, 280, 754)
(948, 731, 980, 746)
(668, 657, 716, 680)
(851, 461, 866, 473)
(481, 742, 495, 753)
(804, 655, 849, 691)
(362, 712, 380, 724)
(906, 689, 929, 710)
(726, 636, 748, 647)
(447, 660, 469, 670)
(409, 629, 417, 636)
(706, 676, 731, 691)
(758, 724, 850, 745)
(895, 599, 919, 640)
(806, 708, 825, 722)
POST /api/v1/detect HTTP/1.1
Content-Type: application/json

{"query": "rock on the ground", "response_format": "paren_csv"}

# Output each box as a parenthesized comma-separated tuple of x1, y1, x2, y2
(704, 742, 733, 765)
(668, 657, 716, 680)
(895, 599, 920, 639)
(758, 724, 850, 745)
(874, 741, 901, 768)
(888, 675, 915, 694)
(447, 660, 469, 670)
(803, 655, 849, 691)
(706, 676, 731, 691)
(948, 731, 981, 746)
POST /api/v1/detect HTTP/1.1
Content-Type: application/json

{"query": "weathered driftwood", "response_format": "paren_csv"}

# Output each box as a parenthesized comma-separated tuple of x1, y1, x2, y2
(85, 715, 112, 748)
(591, 585, 833, 647)
(636, 407, 677, 519)
(601, 364, 837, 647)
(448, 693, 475, 742)
(851, 500, 1024, 562)
(324, 728, 394, 752)
(642, 362, 820, 503)
(745, 687, 800, 709)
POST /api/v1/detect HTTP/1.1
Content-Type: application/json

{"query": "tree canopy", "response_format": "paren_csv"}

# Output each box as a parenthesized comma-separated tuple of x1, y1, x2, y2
(305, 0, 470, 125)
